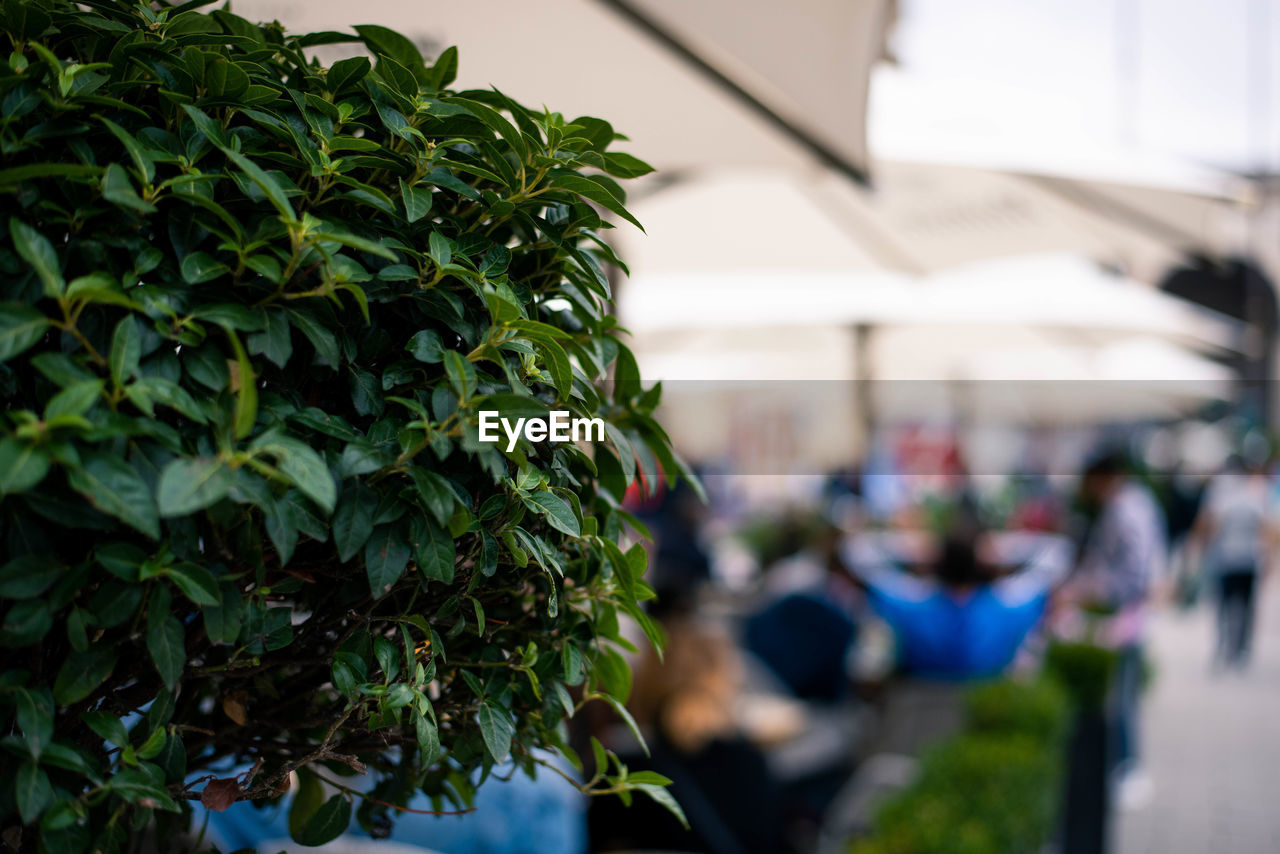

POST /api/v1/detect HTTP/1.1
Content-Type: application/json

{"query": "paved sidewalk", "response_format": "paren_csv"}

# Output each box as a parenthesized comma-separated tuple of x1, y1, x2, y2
(1114, 579, 1280, 854)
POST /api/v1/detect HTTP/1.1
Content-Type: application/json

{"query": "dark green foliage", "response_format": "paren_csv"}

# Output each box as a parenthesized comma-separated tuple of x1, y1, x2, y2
(964, 675, 1069, 744)
(0, 0, 692, 849)
(851, 679, 1070, 854)
(1044, 641, 1121, 709)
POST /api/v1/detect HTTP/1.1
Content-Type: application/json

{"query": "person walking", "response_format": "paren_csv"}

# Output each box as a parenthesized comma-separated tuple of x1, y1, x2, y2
(1190, 454, 1277, 669)
(1065, 452, 1167, 810)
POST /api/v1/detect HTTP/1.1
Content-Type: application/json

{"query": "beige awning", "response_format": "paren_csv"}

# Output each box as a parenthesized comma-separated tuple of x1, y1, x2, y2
(236, 0, 892, 181)
(616, 161, 1248, 284)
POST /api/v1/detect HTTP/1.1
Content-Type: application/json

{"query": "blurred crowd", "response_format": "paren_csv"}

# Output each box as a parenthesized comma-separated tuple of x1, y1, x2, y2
(581, 436, 1279, 854)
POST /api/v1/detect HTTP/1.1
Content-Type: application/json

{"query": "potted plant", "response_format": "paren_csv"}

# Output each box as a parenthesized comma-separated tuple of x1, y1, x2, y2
(0, 1, 691, 850)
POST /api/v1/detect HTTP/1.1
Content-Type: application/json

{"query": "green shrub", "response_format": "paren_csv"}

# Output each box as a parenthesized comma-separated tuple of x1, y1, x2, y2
(0, 1, 692, 850)
(864, 734, 1061, 854)
(1044, 641, 1120, 709)
(965, 677, 1069, 744)
(851, 679, 1069, 854)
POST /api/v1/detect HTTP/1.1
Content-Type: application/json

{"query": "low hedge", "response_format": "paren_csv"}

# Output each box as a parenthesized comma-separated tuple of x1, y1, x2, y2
(850, 678, 1069, 854)
(1044, 640, 1122, 710)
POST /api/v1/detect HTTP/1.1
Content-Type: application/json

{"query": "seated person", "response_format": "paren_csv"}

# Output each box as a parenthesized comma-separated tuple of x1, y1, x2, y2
(843, 524, 1072, 680)
(745, 523, 859, 703)
(744, 593, 856, 703)
(590, 582, 785, 854)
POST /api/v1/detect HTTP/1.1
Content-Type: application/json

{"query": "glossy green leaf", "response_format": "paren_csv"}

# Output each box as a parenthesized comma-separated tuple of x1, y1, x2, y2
(443, 350, 475, 400)
(523, 491, 581, 537)
(147, 612, 185, 690)
(181, 250, 230, 284)
(165, 562, 222, 606)
(157, 457, 233, 517)
(45, 379, 104, 419)
(81, 711, 129, 748)
(294, 794, 351, 847)
(355, 24, 427, 79)
(102, 163, 156, 214)
(365, 523, 409, 596)
(225, 327, 258, 439)
(548, 171, 643, 231)
(0, 555, 62, 598)
(288, 770, 325, 842)
(406, 329, 444, 363)
(0, 437, 51, 495)
(251, 433, 336, 514)
(0, 303, 51, 363)
(66, 453, 159, 539)
(477, 701, 514, 763)
(99, 117, 155, 183)
(333, 482, 376, 562)
(16, 762, 53, 824)
(9, 218, 64, 297)
(327, 56, 371, 92)
(109, 316, 141, 388)
(411, 515, 455, 584)
(52, 647, 117, 705)
(399, 179, 433, 223)
(408, 469, 456, 526)
(15, 688, 53, 759)
(219, 143, 297, 221)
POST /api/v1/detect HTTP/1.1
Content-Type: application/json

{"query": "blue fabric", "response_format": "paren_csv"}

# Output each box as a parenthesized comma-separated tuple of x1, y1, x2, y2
(197, 756, 586, 854)
(868, 585, 1048, 680)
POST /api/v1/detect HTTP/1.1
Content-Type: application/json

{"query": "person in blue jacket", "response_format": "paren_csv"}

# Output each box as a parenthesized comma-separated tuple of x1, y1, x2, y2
(843, 523, 1072, 680)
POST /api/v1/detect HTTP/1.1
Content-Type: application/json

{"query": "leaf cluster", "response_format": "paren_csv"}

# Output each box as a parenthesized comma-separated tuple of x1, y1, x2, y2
(0, 0, 693, 850)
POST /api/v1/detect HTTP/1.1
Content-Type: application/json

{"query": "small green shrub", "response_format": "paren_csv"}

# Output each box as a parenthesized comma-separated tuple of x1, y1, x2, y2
(862, 734, 1061, 854)
(1044, 641, 1120, 709)
(851, 679, 1069, 854)
(0, 0, 692, 851)
(965, 677, 1069, 744)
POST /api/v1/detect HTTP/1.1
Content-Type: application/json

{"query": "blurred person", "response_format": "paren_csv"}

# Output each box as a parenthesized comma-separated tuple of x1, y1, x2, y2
(1189, 454, 1277, 669)
(1163, 467, 1209, 610)
(1063, 452, 1166, 809)
(589, 579, 786, 854)
(745, 521, 861, 703)
(1004, 471, 1067, 532)
(843, 517, 1073, 680)
(633, 478, 712, 591)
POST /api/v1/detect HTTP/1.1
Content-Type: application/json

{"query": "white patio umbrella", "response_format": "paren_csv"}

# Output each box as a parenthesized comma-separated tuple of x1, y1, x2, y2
(234, 1, 1246, 283)
(234, 0, 893, 181)
(621, 255, 1236, 349)
(620, 254, 1238, 469)
(872, 328, 1234, 426)
(868, 68, 1256, 280)
(615, 164, 1247, 286)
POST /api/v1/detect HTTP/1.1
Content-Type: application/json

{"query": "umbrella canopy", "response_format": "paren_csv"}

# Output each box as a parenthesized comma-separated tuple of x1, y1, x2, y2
(621, 255, 1236, 350)
(872, 328, 1235, 426)
(633, 326, 1233, 470)
(236, 0, 891, 179)
(622, 254, 1238, 468)
(615, 164, 1246, 284)
(869, 68, 1257, 276)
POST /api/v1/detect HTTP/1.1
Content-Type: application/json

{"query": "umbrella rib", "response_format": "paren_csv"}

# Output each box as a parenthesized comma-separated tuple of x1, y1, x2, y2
(594, 0, 873, 188)
(797, 176, 929, 274)
(1017, 172, 1216, 256)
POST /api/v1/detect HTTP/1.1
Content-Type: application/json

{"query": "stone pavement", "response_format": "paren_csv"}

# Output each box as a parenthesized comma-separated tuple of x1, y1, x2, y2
(1114, 578, 1280, 854)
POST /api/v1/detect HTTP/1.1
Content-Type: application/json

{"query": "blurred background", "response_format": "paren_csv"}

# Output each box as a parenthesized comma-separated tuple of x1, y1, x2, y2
(224, 1, 1280, 852)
